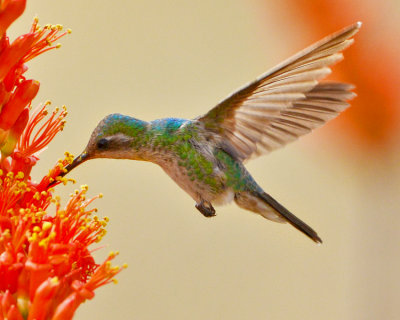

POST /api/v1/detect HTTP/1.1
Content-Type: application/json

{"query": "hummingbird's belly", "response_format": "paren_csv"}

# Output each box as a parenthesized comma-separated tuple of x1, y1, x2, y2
(159, 157, 229, 205)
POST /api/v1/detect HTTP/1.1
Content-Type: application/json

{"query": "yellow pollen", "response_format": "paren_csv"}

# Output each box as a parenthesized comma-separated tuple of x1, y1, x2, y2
(67, 28, 72, 34)
(39, 239, 48, 247)
(15, 172, 24, 180)
(42, 221, 52, 231)
(33, 226, 40, 233)
(55, 43, 62, 49)
(29, 233, 38, 242)
(2, 229, 10, 239)
(112, 279, 118, 284)
(99, 193, 103, 198)
(122, 263, 128, 269)
(51, 277, 59, 285)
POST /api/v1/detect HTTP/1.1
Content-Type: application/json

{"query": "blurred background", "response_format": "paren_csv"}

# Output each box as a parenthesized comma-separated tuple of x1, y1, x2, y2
(8, 0, 400, 319)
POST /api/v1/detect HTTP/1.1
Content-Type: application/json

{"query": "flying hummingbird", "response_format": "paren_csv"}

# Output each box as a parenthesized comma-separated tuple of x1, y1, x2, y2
(62, 22, 361, 244)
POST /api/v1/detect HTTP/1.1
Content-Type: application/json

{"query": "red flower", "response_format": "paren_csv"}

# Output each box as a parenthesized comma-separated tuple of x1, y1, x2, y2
(0, 1, 126, 319)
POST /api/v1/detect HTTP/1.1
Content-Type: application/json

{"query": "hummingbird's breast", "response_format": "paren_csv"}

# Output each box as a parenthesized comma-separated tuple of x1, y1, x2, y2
(144, 118, 230, 204)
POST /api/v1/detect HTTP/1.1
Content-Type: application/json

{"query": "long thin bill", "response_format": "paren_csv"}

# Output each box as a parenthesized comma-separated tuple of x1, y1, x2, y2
(63, 152, 89, 176)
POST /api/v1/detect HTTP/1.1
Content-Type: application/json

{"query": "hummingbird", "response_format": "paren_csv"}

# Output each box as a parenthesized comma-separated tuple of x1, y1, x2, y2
(63, 22, 361, 244)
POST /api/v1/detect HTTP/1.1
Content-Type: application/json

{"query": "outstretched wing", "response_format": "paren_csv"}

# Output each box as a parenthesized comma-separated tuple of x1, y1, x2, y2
(197, 22, 361, 161)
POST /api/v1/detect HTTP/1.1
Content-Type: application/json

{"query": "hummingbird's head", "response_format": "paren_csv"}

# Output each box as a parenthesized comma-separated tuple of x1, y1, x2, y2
(64, 113, 148, 174)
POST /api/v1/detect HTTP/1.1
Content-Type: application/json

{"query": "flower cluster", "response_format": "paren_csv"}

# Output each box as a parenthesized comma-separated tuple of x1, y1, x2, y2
(0, 1, 125, 319)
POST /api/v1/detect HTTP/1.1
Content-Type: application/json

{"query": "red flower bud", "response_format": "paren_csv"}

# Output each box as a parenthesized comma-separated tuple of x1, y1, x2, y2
(0, 0, 26, 36)
(0, 32, 35, 81)
(1, 107, 29, 157)
(1, 290, 14, 312)
(6, 305, 24, 320)
(0, 82, 7, 105)
(28, 277, 59, 320)
(9, 106, 28, 137)
(0, 34, 8, 54)
(0, 79, 39, 130)
(52, 293, 83, 320)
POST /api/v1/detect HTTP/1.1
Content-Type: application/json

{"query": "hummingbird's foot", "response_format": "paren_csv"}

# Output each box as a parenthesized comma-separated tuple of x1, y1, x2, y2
(195, 200, 216, 218)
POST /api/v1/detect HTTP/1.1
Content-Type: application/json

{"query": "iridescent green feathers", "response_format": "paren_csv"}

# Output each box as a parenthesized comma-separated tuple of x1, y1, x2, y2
(95, 114, 147, 139)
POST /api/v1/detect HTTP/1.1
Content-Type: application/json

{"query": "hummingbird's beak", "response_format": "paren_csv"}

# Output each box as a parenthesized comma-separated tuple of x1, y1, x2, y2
(47, 152, 89, 188)
(63, 152, 89, 176)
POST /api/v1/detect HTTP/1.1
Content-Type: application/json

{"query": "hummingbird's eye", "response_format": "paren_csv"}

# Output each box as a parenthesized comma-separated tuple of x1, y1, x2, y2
(97, 138, 109, 150)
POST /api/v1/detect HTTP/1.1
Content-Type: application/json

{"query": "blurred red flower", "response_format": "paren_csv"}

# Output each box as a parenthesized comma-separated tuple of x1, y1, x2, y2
(262, 0, 400, 153)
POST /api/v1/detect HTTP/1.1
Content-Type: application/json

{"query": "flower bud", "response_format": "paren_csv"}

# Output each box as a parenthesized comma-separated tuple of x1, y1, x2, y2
(1, 107, 29, 156)
(0, 32, 35, 81)
(0, 0, 26, 35)
(0, 79, 38, 130)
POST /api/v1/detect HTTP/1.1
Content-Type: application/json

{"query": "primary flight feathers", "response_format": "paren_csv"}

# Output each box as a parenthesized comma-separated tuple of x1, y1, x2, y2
(198, 22, 361, 161)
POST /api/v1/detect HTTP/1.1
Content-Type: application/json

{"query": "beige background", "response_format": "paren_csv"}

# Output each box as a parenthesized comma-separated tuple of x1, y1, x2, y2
(8, 1, 400, 319)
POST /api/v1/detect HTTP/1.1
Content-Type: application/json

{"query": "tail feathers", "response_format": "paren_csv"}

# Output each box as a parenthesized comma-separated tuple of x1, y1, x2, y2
(234, 191, 322, 243)
(258, 192, 322, 244)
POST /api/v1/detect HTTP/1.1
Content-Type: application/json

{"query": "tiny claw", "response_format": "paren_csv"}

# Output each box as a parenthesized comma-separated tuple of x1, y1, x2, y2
(195, 200, 216, 218)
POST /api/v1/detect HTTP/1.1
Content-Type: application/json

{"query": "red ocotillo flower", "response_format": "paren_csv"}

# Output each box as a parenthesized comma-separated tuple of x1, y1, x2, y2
(0, 1, 126, 319)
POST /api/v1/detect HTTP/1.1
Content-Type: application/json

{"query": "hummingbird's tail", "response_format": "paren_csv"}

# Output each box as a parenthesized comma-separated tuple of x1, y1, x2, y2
(234, 191, 322, 244)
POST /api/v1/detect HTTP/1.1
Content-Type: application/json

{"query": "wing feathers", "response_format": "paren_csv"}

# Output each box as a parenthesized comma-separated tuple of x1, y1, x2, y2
(198, 22, 361, 161)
